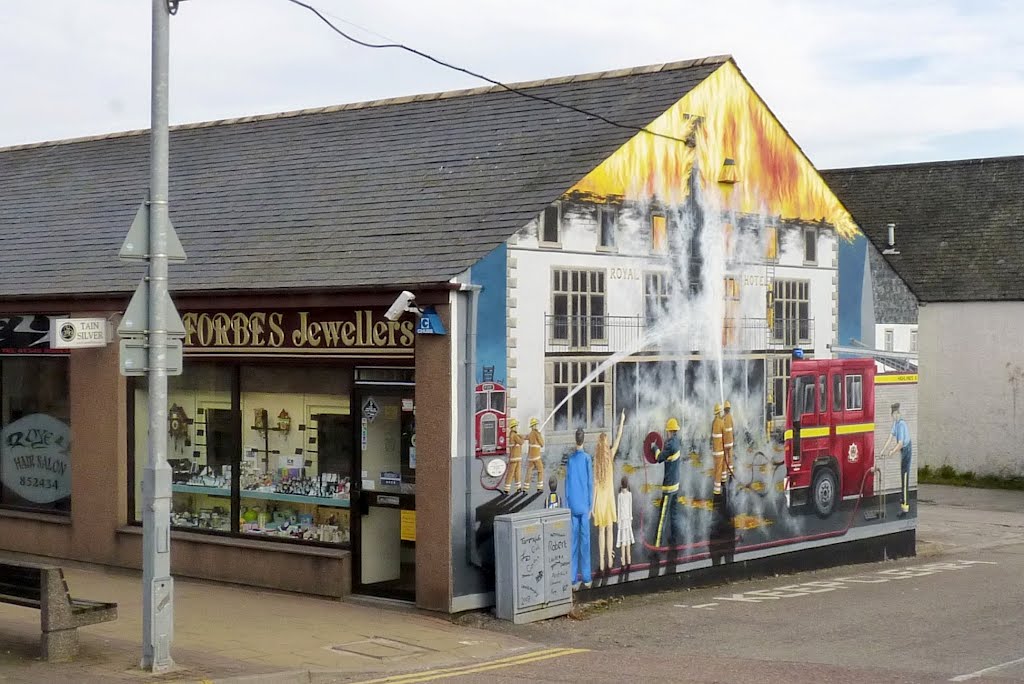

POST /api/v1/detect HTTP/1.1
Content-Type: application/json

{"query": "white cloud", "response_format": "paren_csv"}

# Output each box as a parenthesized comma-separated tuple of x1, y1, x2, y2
(1, 0, 1022, 167)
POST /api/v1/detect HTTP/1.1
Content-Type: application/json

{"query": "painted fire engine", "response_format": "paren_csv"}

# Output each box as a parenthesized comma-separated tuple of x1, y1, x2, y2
(784, 357, 876, 518)
(474, 381, 507, 457)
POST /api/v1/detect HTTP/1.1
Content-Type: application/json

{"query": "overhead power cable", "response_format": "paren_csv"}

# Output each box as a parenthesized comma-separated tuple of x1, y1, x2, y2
(282, 0, 692, 145)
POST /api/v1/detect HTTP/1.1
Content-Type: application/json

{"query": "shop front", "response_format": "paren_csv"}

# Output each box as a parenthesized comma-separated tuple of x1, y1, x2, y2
(0, 297, 453, 608)
(130, 306, 420, 600)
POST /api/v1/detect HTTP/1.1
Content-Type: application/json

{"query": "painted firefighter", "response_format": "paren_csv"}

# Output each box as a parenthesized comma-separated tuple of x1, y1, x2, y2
(504, 418, 524, 494)
(711, 403, 728, 495)
(525, 417, 545, 492)
(723, 399, 735, 479)
(651, 417, 683, 549)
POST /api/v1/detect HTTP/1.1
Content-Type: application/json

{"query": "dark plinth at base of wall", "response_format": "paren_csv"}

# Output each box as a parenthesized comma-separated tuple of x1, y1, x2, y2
(576, 529, 917, 602)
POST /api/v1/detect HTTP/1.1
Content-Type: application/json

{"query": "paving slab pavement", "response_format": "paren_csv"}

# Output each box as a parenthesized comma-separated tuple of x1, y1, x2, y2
(0, 557, 534, 684)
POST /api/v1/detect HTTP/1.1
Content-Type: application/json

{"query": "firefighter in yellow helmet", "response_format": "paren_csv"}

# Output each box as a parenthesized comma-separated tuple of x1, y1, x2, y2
(722, 399, 735, 486)
(711, 403, 727, 495)
(504, 418, 525, 494)
(524, 417, 546, 492)
(650, 417, 683, 549)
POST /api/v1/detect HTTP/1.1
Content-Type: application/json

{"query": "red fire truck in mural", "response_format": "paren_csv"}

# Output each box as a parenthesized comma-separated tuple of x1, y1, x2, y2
(474, 381, 508, 457)
(784, 357, 876, 518)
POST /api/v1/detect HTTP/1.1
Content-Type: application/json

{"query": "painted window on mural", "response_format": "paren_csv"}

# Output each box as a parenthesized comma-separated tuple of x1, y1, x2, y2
(771, 356, 791, 419)
(551, 361, 608, 432)
(832, 373, 843, 412)
(885, 329, 894, 351)
(803, 227, 817, 263)
(845, 374, 864, 411)
(911, 329, 918, 353)
(766, 225, 779, 261)
(643, 272, 669, 327)
(723, 276, 741, 345)
(0, 357, 71, 513)
(551, 268, 606, 347)
(598, 205, 617, 248)
(772, 279, 810, 345)
(651, 214, 667, 253)
(541, 204, 561, 244)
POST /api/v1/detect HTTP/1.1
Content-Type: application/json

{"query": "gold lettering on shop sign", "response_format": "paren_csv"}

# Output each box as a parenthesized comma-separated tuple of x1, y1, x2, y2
(182, 311, 415, 350)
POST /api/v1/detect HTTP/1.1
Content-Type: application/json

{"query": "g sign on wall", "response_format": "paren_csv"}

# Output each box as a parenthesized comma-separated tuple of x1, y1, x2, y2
(0, 414, 71, 504)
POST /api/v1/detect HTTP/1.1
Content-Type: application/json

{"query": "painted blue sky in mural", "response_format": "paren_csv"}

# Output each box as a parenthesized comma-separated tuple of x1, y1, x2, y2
(2, 1, 1022, 167)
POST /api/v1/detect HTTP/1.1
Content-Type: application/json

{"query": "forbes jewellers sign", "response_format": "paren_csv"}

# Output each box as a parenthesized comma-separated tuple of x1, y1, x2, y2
(182, 309, 415, 354)
(0, 414, 71, 504)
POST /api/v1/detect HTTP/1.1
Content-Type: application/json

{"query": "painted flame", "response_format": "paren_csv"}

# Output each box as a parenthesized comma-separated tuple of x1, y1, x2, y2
(568, 61, 858, 240)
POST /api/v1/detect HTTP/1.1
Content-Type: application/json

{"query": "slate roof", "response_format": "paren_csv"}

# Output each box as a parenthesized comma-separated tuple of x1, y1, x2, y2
(0, 56, 728, 299)
(822, 156, 1024, 303)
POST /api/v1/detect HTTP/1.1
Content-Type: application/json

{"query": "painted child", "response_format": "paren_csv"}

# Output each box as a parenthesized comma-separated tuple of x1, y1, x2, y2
(616, 475, 635, 567)
(545, 476, 562, 509)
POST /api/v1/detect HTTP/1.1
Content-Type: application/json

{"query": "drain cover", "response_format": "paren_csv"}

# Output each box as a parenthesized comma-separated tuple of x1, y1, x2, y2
(330, 637, 432, 661)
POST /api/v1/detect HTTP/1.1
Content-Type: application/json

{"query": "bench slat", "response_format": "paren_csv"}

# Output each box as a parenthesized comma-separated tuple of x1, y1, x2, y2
(0, 592, 42, 609)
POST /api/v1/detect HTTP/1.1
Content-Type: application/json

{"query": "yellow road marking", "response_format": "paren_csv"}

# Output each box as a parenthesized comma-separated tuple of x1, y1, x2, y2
(346, 647, 588, 684)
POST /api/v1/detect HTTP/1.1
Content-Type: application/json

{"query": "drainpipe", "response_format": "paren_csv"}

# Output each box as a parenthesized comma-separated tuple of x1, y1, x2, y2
(460, 283, 482, 567)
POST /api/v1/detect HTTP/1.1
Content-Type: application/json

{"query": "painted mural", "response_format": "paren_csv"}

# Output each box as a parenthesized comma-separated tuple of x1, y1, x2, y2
(467, 60, 915, 594)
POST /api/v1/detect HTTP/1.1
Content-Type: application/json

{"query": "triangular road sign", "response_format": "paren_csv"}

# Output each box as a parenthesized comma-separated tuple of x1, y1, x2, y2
(117, 279, 186, 338)
(119, 202, 187, 262)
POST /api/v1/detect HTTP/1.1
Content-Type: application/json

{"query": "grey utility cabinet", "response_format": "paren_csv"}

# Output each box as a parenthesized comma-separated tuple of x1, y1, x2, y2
(493, 507, 572, 623)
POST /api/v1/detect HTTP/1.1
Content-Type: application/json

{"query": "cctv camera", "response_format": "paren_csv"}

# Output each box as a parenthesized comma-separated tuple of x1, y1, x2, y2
(385, 291, 418, 322)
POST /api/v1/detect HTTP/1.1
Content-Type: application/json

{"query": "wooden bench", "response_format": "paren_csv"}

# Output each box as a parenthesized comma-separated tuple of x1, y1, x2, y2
(0, 560, 117, 661)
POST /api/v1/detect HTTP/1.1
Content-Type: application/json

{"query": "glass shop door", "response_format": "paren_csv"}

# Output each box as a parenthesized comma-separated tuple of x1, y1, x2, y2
(352, 387, 416, 600)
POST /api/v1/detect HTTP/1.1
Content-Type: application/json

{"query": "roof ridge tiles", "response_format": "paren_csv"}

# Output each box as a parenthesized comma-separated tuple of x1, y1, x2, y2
(824, 154, 1024, 174)
(0, 55, 731, 153)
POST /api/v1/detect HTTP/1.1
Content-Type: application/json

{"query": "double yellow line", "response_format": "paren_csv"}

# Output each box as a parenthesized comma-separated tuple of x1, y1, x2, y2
(346, 647, 588, 683)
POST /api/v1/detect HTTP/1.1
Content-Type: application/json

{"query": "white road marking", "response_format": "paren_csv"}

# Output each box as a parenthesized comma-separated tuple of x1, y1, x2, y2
(706, 560, 996, 605)
(950, 655, 1024, 681)
(675, 603, 718, 610)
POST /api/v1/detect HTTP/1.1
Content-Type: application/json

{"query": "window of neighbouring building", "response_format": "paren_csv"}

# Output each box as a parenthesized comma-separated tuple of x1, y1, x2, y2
(803, 227, 817, 263)
(643, 272, 669, 327)
(540, 204, 561, 245)
(884, 329, 894, 352)
(0, 356, 71, 513)
(651, 214, 667, 254)
(772, 279, 810, 346)
(911, 329, 918, 353)
(551, 268, 606, 347)
(598, 205, 617, 249)
(550, 360, 609, 432)
(132, 363, 354, 545)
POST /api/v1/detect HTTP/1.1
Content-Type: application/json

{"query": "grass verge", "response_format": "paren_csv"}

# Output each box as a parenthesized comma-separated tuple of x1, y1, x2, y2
(919, 464, 1024, 491)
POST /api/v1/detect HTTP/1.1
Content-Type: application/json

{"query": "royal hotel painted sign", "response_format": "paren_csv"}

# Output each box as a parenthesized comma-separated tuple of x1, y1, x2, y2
(182, 309, 415, 355)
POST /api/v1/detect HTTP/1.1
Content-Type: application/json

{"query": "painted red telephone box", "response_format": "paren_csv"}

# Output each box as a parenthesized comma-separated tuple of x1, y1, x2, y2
(784, 358, 876, 517)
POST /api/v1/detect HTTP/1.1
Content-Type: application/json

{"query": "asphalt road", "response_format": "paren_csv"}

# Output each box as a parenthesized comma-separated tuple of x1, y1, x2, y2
(448, 484, 1024, 684)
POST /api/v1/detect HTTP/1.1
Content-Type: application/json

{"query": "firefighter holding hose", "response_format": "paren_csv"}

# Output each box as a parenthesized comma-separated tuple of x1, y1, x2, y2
(651, 418, 683, 549)
(711, 403, 727, 495)
(504, 419, 525, 494)
(881, 403, 913, 517)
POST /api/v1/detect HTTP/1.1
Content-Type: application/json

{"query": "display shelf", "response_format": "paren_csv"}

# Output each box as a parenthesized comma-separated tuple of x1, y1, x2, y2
(240, 490, 349, 508)
(170, 484, 349, 508)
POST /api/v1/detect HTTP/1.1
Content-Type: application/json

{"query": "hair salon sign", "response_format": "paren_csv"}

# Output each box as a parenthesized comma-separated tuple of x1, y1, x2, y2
(0, 414, 71, 504)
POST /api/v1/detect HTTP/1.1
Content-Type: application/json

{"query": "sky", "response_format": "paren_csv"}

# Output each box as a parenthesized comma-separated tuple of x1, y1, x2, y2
(1, 0, 1023, 168)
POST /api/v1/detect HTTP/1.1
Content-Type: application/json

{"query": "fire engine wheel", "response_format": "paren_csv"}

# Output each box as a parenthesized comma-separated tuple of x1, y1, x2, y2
(811, 467, 838, 519)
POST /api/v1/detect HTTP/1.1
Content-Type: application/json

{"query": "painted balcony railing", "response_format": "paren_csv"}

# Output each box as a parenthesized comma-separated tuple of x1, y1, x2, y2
(544, 315, 814, 353)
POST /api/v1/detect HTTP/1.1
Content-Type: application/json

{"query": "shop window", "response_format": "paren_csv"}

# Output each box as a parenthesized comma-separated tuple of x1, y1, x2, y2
(598, 205, 617, 249)
(845, 375, 863, 411)
(551, 268, 606, 347)
(132, 363, 353, 545)
(550, 361, 609, 432)
(0, 357, 71, 513)
(804, 227, 817, 264)
(540, 204, 561, 245)
(651, 214, 667, 254)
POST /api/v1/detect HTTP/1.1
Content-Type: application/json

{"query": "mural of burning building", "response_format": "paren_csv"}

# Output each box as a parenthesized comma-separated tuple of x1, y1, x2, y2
(465, 58, 915, 594)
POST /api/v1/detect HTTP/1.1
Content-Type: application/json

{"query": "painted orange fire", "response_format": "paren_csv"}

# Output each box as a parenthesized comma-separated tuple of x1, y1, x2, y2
(569, 61, 858, 240)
